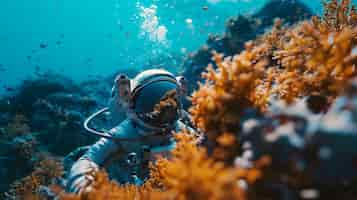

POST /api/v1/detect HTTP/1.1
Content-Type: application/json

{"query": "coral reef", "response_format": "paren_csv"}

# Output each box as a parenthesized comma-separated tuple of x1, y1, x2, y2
(148, 132, 247, 200)
(58, 171, 172, 200)
(182, 0, 313, 97)
(0, 72, 109, 195)
(1, 72, 104, 156)
(187, 0, 357, 199)
(59, 131, 270, 200)
(190, 0, 357, 163)
(3, 155, 64, 200)
(238, 78, 357, 199)
(1, 0, 356, 199)
(0, 116, 37, 194)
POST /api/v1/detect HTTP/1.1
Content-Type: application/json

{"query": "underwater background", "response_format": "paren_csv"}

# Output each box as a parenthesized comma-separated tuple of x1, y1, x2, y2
(1, 0, 357, 199)
(0, 0, 341, 94)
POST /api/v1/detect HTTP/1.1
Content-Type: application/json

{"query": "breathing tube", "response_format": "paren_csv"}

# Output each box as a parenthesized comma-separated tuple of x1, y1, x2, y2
(83, 107, 174, 142)
(83, 107, 113, 139)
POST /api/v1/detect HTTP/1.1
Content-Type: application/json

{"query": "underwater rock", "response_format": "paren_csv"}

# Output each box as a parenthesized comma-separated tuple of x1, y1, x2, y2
(40, 43, 48, 49)
(238, 86, 357, 199)
(80, 78, 113, 107)
(29, 95, 98, 156)
(253, 0, 313, 27)
(6, 72, 80, 116)
(0, 134, 38, 194)
(0, 73, 107, 194)
(0, 71, 107, 157)
(2, 155, 64, 200)
(182, 0, 313, 96)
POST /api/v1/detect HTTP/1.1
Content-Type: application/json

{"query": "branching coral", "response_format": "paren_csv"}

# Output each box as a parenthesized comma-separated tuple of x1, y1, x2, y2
(12, 1, 357, 200)
(320, 0, 357, 30)
(59, 171, 172, 200)
(189, 36, 276, 161)
(59, 131, 269, 200)
(190, 0, 356, 161)
(149, 131, 247, 200)
(267, 0, 357, 101)
(273, 15, 356, 101)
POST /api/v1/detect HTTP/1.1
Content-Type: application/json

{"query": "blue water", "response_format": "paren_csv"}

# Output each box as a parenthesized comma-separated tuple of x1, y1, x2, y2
(0, 0, 354, 94)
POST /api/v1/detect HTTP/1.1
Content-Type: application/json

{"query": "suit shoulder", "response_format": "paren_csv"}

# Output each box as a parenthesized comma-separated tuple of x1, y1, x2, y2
(109, 119, 140, 139)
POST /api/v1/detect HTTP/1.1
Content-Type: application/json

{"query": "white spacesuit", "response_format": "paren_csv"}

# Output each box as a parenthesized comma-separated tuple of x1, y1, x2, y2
(66, 69, 194, 194)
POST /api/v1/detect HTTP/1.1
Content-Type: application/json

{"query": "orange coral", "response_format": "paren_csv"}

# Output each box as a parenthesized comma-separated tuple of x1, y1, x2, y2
(190, 0, 356, 158)
(22, 1, 357, 199)
(59, 131, 269, 200)
(190, 50, 267, 142)
(59, 171, 172, 200)
(273, 19, 356, 100)
(149, 131, 248, 200)
(35, 155, 65, 183)
(320, 0, 356, 30)
(271, 0, 357, 100)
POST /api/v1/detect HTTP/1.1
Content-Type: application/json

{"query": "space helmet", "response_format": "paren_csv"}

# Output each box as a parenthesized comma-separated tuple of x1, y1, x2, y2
(84, 69, 188, 139)
(128, 69, 187, 129)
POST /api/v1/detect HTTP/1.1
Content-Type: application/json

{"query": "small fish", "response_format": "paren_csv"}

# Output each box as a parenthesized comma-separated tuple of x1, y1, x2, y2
(40, 43, 48, 49)
(202, 6, 209, 11)
(26, 55, 32, 60)
(4, 86, 15, 92)
(125, 32, 130, 38)
(56, 40, 62, 45)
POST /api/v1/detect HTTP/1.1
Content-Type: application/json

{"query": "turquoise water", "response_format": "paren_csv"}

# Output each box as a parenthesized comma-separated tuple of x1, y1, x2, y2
(0, 0, 354, 94)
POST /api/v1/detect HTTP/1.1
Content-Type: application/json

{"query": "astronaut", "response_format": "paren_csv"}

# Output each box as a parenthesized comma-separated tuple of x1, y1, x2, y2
(66, 69, 195, 194)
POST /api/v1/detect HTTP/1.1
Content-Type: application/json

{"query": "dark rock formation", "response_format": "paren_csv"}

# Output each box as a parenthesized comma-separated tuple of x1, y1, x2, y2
(0, 72, 113, 194)
(253, 0, 312, 27)
(238, 79, 357, 199)
(6, 73, 80, 116)
(0, 134, 38, 193)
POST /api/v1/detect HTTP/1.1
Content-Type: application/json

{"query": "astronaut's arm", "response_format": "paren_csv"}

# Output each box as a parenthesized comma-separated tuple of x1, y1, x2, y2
(66, 137, 119, 194)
